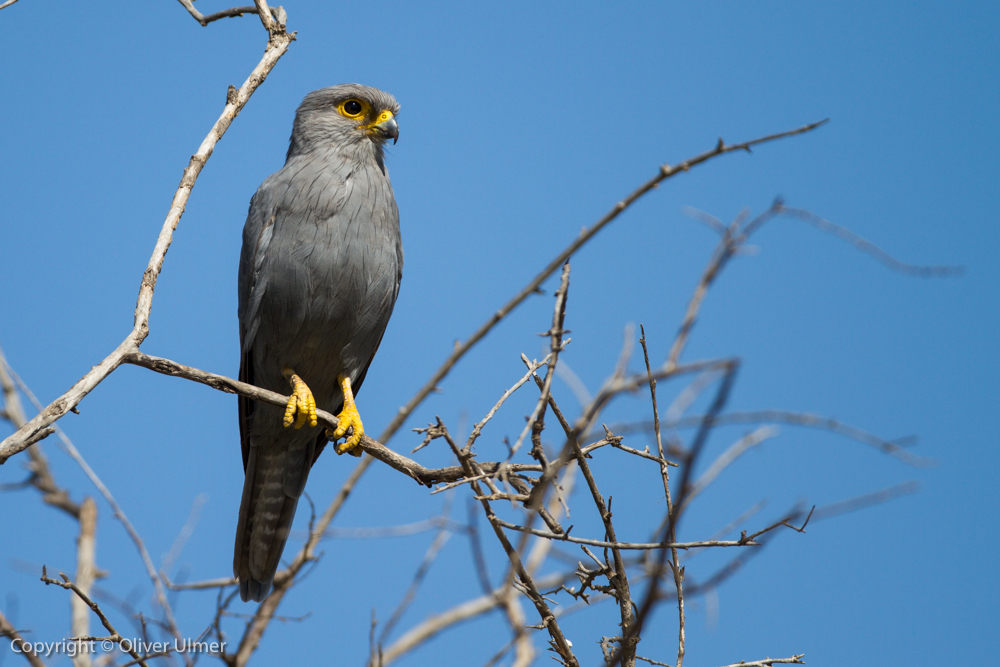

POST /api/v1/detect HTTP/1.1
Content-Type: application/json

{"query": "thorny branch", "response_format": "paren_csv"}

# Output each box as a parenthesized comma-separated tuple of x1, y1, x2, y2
(320, 157, 945, 667)
(506, 261, 571, 463)
(429, 418, 580, 667)
(641, 328, 685, 667)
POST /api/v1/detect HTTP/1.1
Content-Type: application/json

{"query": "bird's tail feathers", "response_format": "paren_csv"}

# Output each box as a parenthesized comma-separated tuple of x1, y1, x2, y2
(234, 433, 316, 603)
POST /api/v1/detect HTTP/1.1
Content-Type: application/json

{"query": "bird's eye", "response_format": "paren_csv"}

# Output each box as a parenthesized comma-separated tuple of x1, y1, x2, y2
(342, 100, 364, 117)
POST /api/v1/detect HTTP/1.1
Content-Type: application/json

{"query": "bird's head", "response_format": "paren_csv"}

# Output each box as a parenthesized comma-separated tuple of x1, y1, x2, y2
(287, 84, 400, 161)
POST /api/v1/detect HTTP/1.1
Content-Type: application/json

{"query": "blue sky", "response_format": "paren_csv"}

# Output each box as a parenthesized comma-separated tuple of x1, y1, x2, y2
(2, 1, 998, 666)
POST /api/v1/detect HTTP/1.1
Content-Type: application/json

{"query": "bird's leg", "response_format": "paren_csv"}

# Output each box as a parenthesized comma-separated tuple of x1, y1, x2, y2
(328, 374, 364, 456)
(282, 368, 318, 429)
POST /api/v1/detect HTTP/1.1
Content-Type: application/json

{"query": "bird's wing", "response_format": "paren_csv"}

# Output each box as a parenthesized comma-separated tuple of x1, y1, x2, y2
(235, 181, 315, 602)
(349, 259, 402, 399)
(238, 185, 276, 471)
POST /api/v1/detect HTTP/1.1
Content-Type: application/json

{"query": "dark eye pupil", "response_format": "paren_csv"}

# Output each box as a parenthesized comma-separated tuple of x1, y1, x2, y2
(344, 100, 362, 115)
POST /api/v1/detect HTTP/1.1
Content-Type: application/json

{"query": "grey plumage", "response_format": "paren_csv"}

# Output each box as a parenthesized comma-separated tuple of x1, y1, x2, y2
(234, 84, 402, 603)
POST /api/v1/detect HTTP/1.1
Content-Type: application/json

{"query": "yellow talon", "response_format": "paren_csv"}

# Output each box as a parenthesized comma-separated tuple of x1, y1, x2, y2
(282, 370, 317, 429)
(328, 374, 364, 456)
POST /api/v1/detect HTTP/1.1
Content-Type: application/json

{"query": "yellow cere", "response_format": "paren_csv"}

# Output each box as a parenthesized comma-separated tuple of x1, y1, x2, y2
(361, 109, 395, 131)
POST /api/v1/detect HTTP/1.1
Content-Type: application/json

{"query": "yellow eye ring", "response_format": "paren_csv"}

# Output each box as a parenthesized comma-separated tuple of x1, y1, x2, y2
(338, 99, 366, 118)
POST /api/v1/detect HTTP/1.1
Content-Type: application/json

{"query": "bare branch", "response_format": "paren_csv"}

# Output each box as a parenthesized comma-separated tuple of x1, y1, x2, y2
(681, 499, 769, 563)
(770, 206, 962, 277)
(580, 434, 678, 468)
(435, 419, 579, 666)
(378, 503, 454, 644)
(715, 655, 805, 667)
(0, 15, 294, 462)
(640, 327, 684, 667)
(682, 206, 729, 235)
(638, 657, 804, 667)
(318, 516, 462, 539)
(506, 262, 571, 462)
(503, 593, 534, 667)
(615, 409, 932, 467)
(41, 568, 149, 667)
(493, 520, 758, 551)
(682, 426, 781, 510)
(71, 497, 98, 667)
(0, 345, 80, 518)
(161, 493, 208, 576)
(379, 460, 579, 667)
(811, 481, 920, 522)
(465, 354, 553, 454)
(55, 426, 186, 650)
(376, 569, 571, 666)
(552, 419, 637, 663)
(4, 353, 185, 649)
(666, 205, 767, 368)
(0, 608, 46, 667)
(609, 362, 740, 667)
(162, 574, 237, 591)
(175, 0, 259, 25)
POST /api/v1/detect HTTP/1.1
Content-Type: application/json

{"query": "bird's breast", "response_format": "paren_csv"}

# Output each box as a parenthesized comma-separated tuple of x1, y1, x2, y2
(252, 159, 401, 397)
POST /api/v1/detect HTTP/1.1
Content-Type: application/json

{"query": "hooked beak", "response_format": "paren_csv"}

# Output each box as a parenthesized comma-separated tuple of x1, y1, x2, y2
(373, 115, 399, 144)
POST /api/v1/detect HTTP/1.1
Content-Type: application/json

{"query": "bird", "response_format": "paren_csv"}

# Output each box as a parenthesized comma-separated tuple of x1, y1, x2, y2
(233, 84, 402, 603)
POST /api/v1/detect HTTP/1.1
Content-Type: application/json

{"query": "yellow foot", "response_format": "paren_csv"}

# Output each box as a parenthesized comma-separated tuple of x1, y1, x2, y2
(326, 374, 364, 456)
(282, 369, 317, 429)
